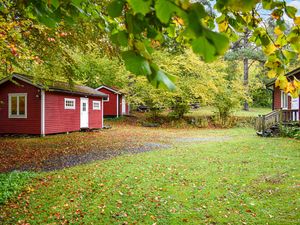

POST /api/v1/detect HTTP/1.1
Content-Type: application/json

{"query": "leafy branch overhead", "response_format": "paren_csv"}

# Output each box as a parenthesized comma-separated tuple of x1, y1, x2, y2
(1, 0, 300, 95)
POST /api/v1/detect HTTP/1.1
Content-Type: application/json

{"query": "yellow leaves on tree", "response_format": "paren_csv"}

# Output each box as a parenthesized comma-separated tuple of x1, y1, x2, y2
(275, 76, 300, 98)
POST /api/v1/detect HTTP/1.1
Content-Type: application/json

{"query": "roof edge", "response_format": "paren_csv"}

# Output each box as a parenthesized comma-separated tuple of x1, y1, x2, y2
(266, 67, 300, 87)
(0, 73, 43, 89)
(96, 85, 122, 94)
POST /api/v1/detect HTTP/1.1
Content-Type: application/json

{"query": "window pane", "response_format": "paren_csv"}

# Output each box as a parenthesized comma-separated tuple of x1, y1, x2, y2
(11, 96, 17, 115)
(19, 96, 25, 115)
(83, 103, 86, 111)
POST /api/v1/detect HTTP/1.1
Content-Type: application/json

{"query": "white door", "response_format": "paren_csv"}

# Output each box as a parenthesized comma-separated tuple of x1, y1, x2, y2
(122, 96, 126, 115)
(291, 97, 299, 121)
(80, 98, 89, 128)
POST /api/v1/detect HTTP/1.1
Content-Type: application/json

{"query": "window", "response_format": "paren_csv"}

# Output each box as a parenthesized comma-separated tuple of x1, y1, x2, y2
(64, 98, 76, 109)
(281, 91, 288, 109)
(93, 101, 101, 110)
(8, 93, 27, 118)
(103, 95, 109, 102)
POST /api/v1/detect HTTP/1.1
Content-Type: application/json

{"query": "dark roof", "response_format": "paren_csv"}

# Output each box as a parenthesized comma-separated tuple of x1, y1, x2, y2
(0, 73, 107, 98)
(266, 67, 300, 87)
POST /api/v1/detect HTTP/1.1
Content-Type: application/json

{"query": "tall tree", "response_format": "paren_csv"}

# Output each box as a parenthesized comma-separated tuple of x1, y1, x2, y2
(1, 0, 300, 95)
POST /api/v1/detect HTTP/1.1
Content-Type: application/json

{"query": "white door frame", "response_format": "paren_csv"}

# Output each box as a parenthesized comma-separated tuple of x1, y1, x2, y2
(80, 97, 89, 128)
(291, 97, 299, 121)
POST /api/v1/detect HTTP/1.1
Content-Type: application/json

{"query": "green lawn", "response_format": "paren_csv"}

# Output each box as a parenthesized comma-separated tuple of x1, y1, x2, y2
(1, 128, 299, 224)
(187, 106, 272, 118)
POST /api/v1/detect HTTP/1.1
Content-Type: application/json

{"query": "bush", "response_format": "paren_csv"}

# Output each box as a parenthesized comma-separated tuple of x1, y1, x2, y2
(279, 124, 300, 139)
(0, 171, 36, 205)
(169, 97, 190, 119)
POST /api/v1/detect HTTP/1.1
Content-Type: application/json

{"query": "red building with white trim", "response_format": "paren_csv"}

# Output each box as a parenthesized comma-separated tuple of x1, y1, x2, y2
(267, 67, 300, 121)
(0, 74, 107, 135)
(95, 85, 129, 117)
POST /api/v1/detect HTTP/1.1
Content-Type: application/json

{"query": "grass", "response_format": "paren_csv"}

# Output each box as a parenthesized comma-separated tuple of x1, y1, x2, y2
(187, 106, 272, 118)
(1, 127, 299, 224)
(0, 171, 36, 205)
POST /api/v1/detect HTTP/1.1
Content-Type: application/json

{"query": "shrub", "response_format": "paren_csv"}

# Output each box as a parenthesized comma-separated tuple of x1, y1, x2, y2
(279, 124, 300, 139)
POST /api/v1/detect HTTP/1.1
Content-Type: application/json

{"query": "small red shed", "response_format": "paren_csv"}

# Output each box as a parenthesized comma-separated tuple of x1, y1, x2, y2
(0, 74, 107, 135)
(95, 85, 129, 117)
(267, 67, 300, 121)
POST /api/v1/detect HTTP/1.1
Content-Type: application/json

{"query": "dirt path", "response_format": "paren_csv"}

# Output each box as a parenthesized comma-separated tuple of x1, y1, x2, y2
(0, 125, 233, 172)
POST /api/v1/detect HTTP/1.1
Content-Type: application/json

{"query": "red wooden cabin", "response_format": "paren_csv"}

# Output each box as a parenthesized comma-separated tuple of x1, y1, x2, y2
(267, 67, 300, 121)
(95, 85, 129, 117)
(0, 74, 107, 136)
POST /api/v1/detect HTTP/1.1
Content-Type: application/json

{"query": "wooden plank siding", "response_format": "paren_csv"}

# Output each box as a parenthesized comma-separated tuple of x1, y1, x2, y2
(0, 79, 41, 134)
(44, 92, 81, 134)
(99, 88, 119, 117)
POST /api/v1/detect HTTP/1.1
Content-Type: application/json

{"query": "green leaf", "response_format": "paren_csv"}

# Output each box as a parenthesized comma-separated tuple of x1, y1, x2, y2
(283, 50, 296, 61)
(205, 30, 229, 55)
(149, 64, 177, 90)
(192, 37, 216, 62)
(111, 31, 128, 47)
(107, 0, 125, 18)
(51, 0, 60, 9)
(285, 6, 297, 19)
(71, 0, 83, 8)
(121, 51, 151, 76)
(155, 0, 178, 23)
(262, 0, 275, 10)
(127, 0, 151, 16)
(37, 15, 58, 28)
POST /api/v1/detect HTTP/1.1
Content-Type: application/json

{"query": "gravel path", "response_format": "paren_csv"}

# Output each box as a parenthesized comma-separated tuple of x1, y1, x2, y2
(19, 142, 171, 172)
(13, 135, 231, 172)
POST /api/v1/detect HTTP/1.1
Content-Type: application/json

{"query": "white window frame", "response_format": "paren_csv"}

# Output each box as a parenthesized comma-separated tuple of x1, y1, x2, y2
(64, 98, 76, 110)
(103, 95, 109, 102)
(8, 93, 27, 118)
(281, 91, 288, 109)
(93, 101, 101, 110)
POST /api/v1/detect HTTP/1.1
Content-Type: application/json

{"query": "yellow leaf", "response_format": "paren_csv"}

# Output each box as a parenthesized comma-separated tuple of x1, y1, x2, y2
(290, 90, 299, 98)
(263, 43, 276, 55)
(275, 78, 280, 87)
(293, 78, 300, 88)
(276, 75, 288, 90)
(218, 20, 228, 32)
(274, 26, 283, 36)
(267, 70, 276, 78)
(294, 16, 300, 25)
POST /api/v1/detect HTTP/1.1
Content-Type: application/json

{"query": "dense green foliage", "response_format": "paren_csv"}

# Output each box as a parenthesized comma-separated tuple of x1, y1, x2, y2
(0, 171, 36, 205)
(279, 124, 300, 139)
(1, 0, 300, 95)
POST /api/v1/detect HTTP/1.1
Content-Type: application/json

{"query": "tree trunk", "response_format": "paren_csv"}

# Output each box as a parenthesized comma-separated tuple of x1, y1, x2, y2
(243, 31, 249, 111)
(243, 57, 249, 111)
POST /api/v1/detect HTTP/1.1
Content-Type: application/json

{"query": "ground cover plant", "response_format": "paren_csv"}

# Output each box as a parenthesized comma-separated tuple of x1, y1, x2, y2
(0, 171, 36, 205)
(0, 126, 299, 224)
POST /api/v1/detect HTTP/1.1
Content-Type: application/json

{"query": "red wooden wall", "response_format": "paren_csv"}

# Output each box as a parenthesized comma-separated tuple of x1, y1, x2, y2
(0, 80, 41, 134)
(273, 85, 299, 111)
(44, 92, 80, 134)
(45, 93, 103, 134)
(98, 88, 129, 116)
(99, 88, 118, 116)
(88, 97, 103, 129)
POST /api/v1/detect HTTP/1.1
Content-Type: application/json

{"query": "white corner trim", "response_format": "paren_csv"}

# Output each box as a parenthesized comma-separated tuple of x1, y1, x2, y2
(102, 99, 104, 128)
(116, 94, 119, 118)
(41, 90, 45, 136)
